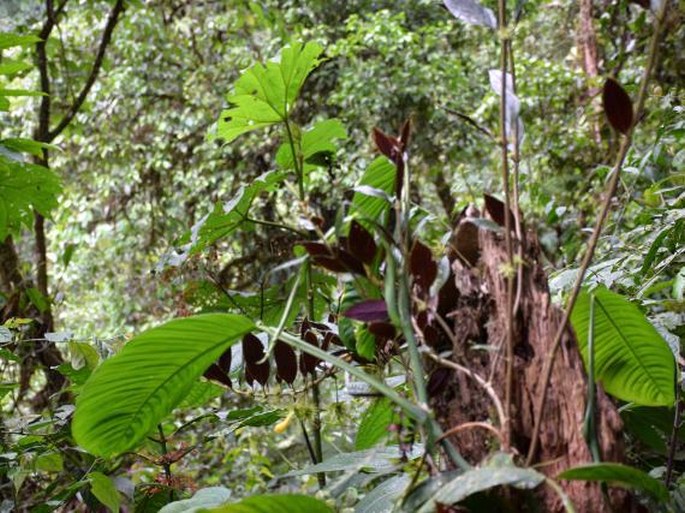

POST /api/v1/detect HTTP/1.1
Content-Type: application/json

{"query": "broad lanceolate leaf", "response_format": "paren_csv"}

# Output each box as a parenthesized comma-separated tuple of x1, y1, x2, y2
(355, 397, 394, 450)
(275, 118, 347, 172)
(0, 155, 62, 240)
(206, 494, 333, 513)
(283, 446, 422, 477)
(603, 78, 633, 135)
(0, 32, 41, 50)
(444, 0, 497, 29)
(571, 287, 676, 406)
(72, 314, 254, 457)
(417, 455, 545, 512)
(343, 299, 388, 323)
(215, 42, 323, 143)
(558, 463, 669, 503)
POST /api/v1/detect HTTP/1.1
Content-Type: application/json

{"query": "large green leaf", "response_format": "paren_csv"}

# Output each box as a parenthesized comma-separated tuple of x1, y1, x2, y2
(352, 157, 395, 221)
(72, 314, 254, 457)
(283, 446, 422, 477)
(417, 454, 545, 512)
(571, 287, 676, 406)
(215, 41, 323, 143)
(0, 155, 62, 239)
(275, 118, 347, 171)
(558, 463, 669, 503)
(88, 472, 120, 513)
(355, 474, 410, 513)
(159, 487, 231, 513)
(204, 494, 333, 513)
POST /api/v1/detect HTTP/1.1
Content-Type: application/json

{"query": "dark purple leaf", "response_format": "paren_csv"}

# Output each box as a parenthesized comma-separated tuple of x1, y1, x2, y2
(348, 220, 377, 265)
(452, 219, 480, 266)
(274, 340, 297, 385)
(300, 241, 331, 257)
(368, 322, 396, 341)
(423, 324, 441, 348)
(603, 77, 634, 135)
(343, 299, 389, 322)
(372, 127, 399, 161)
(399, 118, 411, 148)
(242, 333, 269, 386)
(438, 271, 459, 317)
(410, 240, 437, 291)
(300, 318, 311, 338)
(299, 331, 320, 376)
(484, 193, 515, 229)
(324, 331, 344, 347)
(203, 363, 232, 388)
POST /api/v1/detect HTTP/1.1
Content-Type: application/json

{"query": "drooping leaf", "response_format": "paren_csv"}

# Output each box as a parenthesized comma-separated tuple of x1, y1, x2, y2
(215, 42, 324, 143)
(276, 118, 347, 171)
(444, 0, 497, 28)
(571, 287, 676, 406)
(88, 472, 120, 513)
(299, 331, 320, 375)
(274, 340, 297, 384)
(355, 474, 411, 513)
(410, 240, 437, 292)
(344, 299, 388, 323)
(1, 138, 60, 158)
(348, 220, 377, 265)
(72, 314, 254, 457)
(483, 193, 515, 229)
(356, 397, 394, 450)
(355, 325, 378, 361)
(558, 463, 669, 503)
(417, 455, 545, 512)
(602, 78, 633, 135)
(203, 363, 232, 388)
(488, 70, 524, 142)
(159, 487, 232, 513)
(205, 494, 333, 513)
(242, 334, 270, 386)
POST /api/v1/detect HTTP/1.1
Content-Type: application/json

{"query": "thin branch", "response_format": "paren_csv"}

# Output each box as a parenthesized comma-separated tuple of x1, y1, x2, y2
(526, 1, 669, 466)
(47, 0, 125, 141)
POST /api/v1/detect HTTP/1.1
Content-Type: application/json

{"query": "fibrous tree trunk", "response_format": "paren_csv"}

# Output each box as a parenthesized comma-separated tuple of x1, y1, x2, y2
(431, 207, 632, 512)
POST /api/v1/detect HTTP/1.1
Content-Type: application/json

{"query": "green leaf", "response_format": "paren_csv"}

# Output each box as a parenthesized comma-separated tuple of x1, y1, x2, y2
(356, 397, 394, 450)
(72, 313, 254, 457)
(88, 472, 120, 513)
(26, 287, 49, 313)
(180, 380, 224, 408)
(571, 287, 676, 406)
(355, 474, 410, 513)
(283, 446, 421, 477)
(558, 463, 669, 503)
(275, 118, 347, 171)
(34, 452, 63, 472)
(204, 494, 333, 513)
(0, 32, 41, 50)
(1, 138, 60, 157)
(355, 325, 377, 361)
(0, 88, 46, 97)
(215, 42, 323, 143)
(417, 454, 545, 512)
(0, 59, 31, 76)
(159, 487, 231, 513)
(352, 157, 395, 221)
(0, 156, 62, 239)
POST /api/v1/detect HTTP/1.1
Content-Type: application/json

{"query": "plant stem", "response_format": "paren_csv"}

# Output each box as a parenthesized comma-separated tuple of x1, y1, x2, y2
(497, 0, 515, 452)
(665, 391, 682, 487)
(526, 1, 669, 466)
(156, 424, 175, 502)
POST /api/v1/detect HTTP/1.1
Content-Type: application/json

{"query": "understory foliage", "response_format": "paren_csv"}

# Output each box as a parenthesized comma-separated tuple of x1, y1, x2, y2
(0, 0, 684, 512)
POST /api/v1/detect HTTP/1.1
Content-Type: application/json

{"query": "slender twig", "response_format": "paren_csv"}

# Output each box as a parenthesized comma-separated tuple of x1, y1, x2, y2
(244, 216, 308, 237)
(665, 391, 682, 487)
(438, 421, 504, 447)
(497, 0, 515, 452)
(526, 2, 669, 466)
(156, 425, 175, 502)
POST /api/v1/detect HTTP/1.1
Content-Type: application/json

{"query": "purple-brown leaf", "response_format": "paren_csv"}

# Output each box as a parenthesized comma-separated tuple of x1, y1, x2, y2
(368, 321, 396, 341)
(218, 347, 232, 372)
(372, 127, 399, 161)
(274, 340, 297, 385)
(242, 333, 269, 386)
(203, 363, 232, 388)
(343, 299, 389, 322)
(410, 240, 437, 291)
(484, 193, 516, 229)
(603, 77, 633, 135)
(299, 331, 320, 375)
(348, 220, 377, 265)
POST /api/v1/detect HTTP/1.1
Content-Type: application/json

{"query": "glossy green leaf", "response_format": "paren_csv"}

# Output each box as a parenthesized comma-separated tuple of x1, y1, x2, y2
(558, 463, 669, 503)
(417, 454, 545, 512)
(276, 118, 347, 171)
(72, 314, 254, 457)
(0, 59, 31, 76)
(205, 494, 333, 513)
(283, 446, 421, 477)
(88, 472, 120, 513)
(216, 41, 323, 143)
(34, 452, 63, 472)
(571, 287, 676, 406)
(1, 138, 60, 157)
(356, 397, 394, 450)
